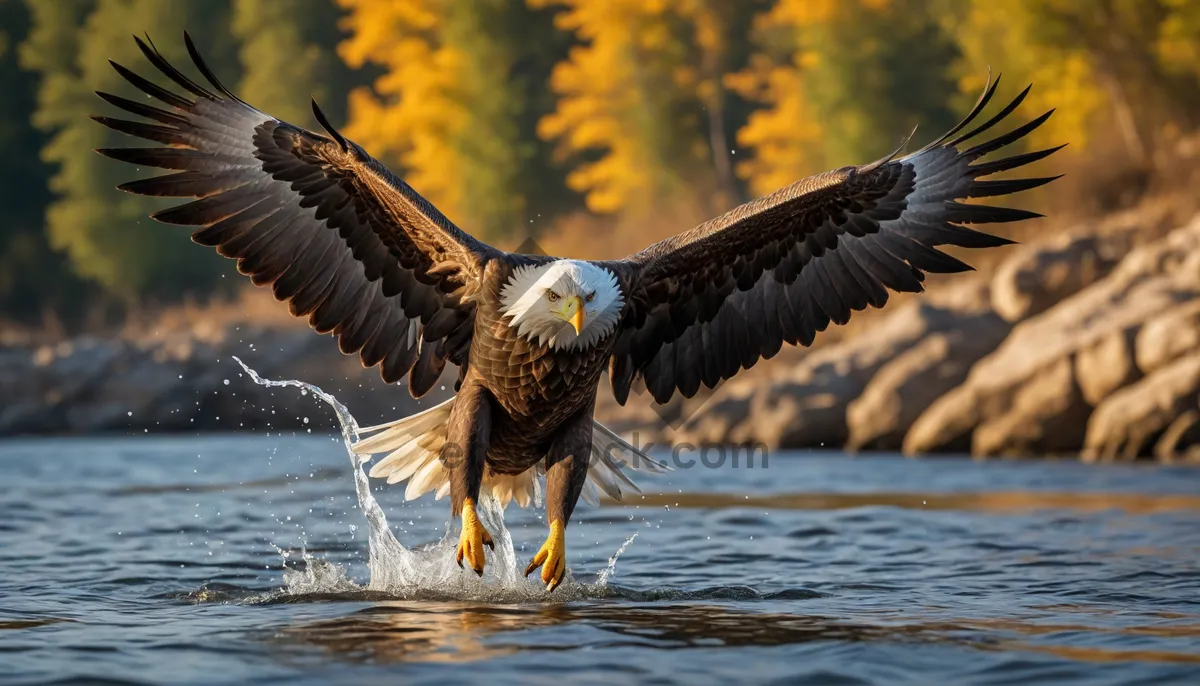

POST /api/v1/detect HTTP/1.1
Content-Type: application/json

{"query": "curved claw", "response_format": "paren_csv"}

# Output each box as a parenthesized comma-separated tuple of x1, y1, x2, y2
(455, 498, 492, 577)
(524, 519, 566, 592)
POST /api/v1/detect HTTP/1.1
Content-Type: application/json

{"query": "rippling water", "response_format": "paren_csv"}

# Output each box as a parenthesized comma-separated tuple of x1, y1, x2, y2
(2, 378, 1199, 684)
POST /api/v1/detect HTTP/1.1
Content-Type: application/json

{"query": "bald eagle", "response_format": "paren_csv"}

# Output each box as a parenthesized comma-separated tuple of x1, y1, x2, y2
(93, 34, 1060, 590)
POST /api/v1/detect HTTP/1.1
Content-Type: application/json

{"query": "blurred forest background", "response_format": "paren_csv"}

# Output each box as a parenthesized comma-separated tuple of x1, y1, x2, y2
(3, 0, 1200, 334)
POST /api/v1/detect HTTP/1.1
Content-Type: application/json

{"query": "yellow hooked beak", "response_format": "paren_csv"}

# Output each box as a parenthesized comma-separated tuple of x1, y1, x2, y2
(563, 295, 585, 335)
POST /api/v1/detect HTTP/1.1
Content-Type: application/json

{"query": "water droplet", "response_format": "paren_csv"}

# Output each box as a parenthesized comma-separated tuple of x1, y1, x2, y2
(223, 379, 230, 385)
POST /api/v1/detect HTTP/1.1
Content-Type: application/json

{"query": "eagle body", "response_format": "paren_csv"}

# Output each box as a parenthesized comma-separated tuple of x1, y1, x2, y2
(463, 259, 618, 475)
(93, 34, 1063, 590)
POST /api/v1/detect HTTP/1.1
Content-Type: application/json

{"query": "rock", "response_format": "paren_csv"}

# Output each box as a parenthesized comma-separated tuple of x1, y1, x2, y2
(1135, 300, 1200, 374)
(1155, 410, 1200, 461)
(990, 227, 1133, 323)
(0, 325, 439, 436)
(906, 216, 1200, 456)
(1083, 352, 1200, 460)
(673, 297, 1000, 450)
(0, 338, 122, 434)
(846, 310, 1010, 451)
(972, 355, 1092, 456)
(1075, 329, 1141, 406)
(898, 382, 981, 455)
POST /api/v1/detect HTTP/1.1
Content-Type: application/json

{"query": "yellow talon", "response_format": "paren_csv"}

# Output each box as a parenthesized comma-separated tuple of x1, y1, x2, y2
(455, 498, 494, 576)
(524, 519, 567, 591)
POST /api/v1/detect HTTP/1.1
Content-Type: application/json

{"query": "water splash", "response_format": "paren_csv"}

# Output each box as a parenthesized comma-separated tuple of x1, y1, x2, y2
(276, 546, 356, 595)
(233, 357, 415, 588)
(232, 357, 633, 602)
(598, 532, 638, 587)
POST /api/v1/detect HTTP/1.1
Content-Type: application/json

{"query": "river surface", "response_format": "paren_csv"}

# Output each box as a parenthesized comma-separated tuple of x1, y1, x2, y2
(2, 375, 1199, 685)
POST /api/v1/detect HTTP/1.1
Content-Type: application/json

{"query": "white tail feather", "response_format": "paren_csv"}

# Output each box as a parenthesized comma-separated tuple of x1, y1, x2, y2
(352, 395, 671, 510)
(356, 397, 456, 454)
(405, 457, 445, 501)
(370, 436, 433, 481)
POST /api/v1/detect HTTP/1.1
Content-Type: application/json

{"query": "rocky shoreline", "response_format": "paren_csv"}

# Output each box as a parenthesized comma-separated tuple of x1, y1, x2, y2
(0, 325, 447, 437)
(3, 209, 1198, 461)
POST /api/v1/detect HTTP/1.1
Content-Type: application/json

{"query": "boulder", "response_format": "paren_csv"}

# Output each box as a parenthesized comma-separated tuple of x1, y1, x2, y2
(1075, 328, 1141, 406)
(971, 355, 1092, 456)
(1083, 352, 1200, 461)
(673, 296, 1001, 450)
(906, 216, 1200, 456)
(0, 325, 439, 436)
(1134, 299, 1200, 374)
(1155, 410, 1200, 461)
(990, 226, 1134, 323)
(846, 310, 1010, 451)
(0, 339, 122, 434)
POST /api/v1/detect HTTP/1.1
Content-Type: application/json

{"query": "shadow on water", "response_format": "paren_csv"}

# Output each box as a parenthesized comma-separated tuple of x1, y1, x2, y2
(163, 575, 1200, 669)
(253, 599, 1200, 666)
(259, 600, 987, 664)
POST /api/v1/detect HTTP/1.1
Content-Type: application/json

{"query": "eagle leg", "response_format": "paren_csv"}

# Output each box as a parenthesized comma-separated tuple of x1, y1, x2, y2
(456, 497, 494, 576)
(525, 404, 594, 592)
(447, 381, 494, 576)
(525, 520, 566, 591)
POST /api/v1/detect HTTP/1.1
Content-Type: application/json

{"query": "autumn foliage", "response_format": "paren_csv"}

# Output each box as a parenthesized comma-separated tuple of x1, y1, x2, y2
(5, 0, 1200, 325)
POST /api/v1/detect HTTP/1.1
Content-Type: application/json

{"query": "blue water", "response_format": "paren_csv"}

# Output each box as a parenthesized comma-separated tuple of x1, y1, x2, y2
(2, 431, 1198, 685)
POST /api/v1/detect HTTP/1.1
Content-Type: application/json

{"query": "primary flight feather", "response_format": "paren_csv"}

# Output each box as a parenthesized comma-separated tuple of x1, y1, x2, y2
(93, 33, 1061, 591)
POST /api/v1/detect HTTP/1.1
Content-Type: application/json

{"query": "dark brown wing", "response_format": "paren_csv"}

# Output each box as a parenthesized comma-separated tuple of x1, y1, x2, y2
(610, 76, 1063, 404)
(91, 33, 502, 396)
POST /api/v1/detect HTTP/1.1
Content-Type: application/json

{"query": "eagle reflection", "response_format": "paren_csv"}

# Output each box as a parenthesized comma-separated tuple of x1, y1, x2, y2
(266, 601, 985, 664)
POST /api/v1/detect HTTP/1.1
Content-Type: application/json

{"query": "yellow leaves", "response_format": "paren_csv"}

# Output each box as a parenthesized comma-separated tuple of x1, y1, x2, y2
(639, 22, 673, 51)
(333, 0, 1197, 234)
(337, 0, 438, 69)
(765, 0, 890, 30)
(337, 0, 469, 222)
(1157, 0, 1200, 77)
(727, 61, 823, 196)
(535, 0, 722, 216)
(727, 0, 900, 196)
(767, 0, 837, 27)
(567, 143, 653, 214)
(952, 0, 1103, 151)
(1023, 54, 1103, 151)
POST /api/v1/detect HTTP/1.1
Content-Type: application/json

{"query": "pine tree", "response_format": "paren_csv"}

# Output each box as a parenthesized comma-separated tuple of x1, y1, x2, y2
(0, 0, 88, 325)
(232, 0, 364, 128)
(21, 0, 240, 302)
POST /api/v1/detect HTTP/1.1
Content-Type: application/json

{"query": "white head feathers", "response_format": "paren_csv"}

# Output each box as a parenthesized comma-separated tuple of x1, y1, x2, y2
(498, 260, 624, 351)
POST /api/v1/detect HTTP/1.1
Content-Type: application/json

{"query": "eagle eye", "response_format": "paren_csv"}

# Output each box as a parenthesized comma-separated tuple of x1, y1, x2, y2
(546, 290, 560, 303)
(586, 291, 596, 302)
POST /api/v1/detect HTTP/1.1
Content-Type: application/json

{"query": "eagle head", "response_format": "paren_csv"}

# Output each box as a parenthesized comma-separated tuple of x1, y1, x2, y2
(498, 260, 624, 351)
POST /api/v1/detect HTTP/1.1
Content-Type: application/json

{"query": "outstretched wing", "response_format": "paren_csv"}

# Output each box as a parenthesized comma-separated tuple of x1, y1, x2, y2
(92, 33, 502, 396)
(610, 76, 1062, 404)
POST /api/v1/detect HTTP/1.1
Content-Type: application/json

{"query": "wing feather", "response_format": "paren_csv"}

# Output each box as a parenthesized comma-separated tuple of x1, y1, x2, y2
(611, 75, 1062, 403)
(92, 33, 501, 393)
